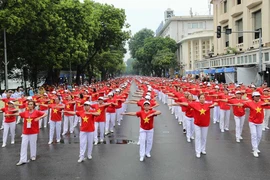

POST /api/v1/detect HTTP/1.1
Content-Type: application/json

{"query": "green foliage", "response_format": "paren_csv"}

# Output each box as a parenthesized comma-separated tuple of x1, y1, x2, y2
(0, 0, 130, 86)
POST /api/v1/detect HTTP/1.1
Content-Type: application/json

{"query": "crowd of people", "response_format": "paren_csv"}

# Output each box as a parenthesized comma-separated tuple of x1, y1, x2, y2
(0, 76, 270, 166)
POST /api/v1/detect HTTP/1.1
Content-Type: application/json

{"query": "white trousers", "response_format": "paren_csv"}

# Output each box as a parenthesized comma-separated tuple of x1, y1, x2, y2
(94, 122, 105, 142)
(249, 122, 263, 151)
(19, 134, 38, 162)
(213, 106, 220, 123)
(195, 125, 209, 154)
(139, 128, 154, 157)
(219, 109, 230, 131)
(74, 116, 81, 127)
(49, 120, 62, 142)
(234, 115, 245, 139)
(263, 109, 270, 129)
(17, 109, 25, 123)
(63, 115, 74, 134)
(174, 105, 179, 119)
(185, 116, 194, 139)
(182, 111, 187, 130)
(177, 107, 183, 123)
(79, 131, 94, 159)
(116, 108, 123, 122)
(105, 112, 115, 132)
(3, 122, 16, 144)
(39, 110, 48, 128)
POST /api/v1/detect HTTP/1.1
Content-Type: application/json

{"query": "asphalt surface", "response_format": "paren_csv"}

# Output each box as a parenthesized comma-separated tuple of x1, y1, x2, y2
(1, 83, 270, 180)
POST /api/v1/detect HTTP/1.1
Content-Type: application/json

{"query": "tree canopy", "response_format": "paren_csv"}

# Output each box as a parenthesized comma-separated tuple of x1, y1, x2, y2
(0, 0, 130, 87)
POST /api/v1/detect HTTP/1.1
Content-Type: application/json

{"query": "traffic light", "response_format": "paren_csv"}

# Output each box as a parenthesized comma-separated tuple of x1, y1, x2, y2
(217, 26, 221, 38)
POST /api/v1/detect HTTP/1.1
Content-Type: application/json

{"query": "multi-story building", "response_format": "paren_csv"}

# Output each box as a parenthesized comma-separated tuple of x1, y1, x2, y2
(156, 9, 213, 76)
(194, 0, 270, 85)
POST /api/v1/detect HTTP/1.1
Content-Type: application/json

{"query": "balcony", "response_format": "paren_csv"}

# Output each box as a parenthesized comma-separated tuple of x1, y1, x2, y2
(247, 0, 262, 9)
(231, 3, 243, 18)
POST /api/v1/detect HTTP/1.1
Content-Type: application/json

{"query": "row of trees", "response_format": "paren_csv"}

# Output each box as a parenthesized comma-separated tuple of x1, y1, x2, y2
(0, 0, 130, 87)
(128, 28, 177, 77)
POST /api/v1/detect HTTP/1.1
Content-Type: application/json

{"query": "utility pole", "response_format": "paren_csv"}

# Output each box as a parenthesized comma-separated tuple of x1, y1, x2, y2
(3, 28, 8, 89)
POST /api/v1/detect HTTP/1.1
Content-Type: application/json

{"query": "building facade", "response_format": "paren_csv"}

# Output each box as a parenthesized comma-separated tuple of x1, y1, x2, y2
(194, 0, 270, 85)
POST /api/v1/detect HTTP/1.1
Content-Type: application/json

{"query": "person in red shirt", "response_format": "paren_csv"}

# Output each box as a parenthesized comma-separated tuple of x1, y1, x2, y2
(62, 94, 76, 135)
(240, 92, 270, 157)
(90, 97, 110, 145)
(1, 101, 18, 147)
(104, 92, 118, 135)
(16, 94, 27, 124)
(227, 91, 248, 142)
(216, 88, 232, 132)
(186, 94, 217, 158)
(16, 100, 47, 166)
(261, 89, 270, 131)
(73, 93, 86, 128)
(65, 101, 100, 162)
(37, 93, 50, 128)
(114, 88, 125, 126)
(122, 101, 161, 162)
(47, 97, 65, 144)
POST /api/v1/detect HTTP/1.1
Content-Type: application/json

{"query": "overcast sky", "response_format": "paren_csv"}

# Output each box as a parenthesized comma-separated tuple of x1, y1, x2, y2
(93, 0, 212, 61)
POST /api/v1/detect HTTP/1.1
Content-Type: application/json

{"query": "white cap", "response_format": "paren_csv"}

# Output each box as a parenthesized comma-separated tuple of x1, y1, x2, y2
(146, 92, 151, 96)
(44, 93, 48, 96)
(252, 92, 260, 97)
(115, 89, 120, 92)
(204, 82, 207, 84)
(250, 84, 256, 88)
(215, 85, 219, 89)
(145, 95, 151, 100)
(239, 82, 243, 85)
(236, 85, 240, 88)
(8, 101, 14, 104)
(52, 91, 56, 94)
(108, 92, 113, 96)
(199, 83, 203, 86)
(235, 91, 242, 94)
(64, 90, 68, 92)
(98, 97, 104, 100)
(84, 101, 91, 105)
(143, 101, 150, 105)
(26, 96, 33, 100)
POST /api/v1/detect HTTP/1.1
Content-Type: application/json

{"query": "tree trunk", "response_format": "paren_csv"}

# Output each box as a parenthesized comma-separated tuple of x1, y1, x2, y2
(75, 65, 81, 85)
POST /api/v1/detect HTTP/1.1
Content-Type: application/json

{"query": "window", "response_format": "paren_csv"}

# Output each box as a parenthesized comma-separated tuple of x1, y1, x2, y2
(236, 19, 243, 44)
(224, 0, 227, 13)
(265, 53, 269, 62)
(192, 23, 198, 29)
(188, 23, 192, 29)
(224, 26, 229, 47)
(253, 54, 257, 62)
(253, 10, 262, 39)
(237, 0, 241, 5)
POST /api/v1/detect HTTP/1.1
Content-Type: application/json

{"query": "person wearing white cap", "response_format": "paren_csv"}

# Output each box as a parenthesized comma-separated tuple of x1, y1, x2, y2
(16, 95, 27, 124)
(211, 85, 220, 124)
(64, 101, 100, 162)
(114, 88, 125, 126)
(0, 101, 18, 147)
(261, 89, 270, 131)
(227, 91, 247, 142)
(217, 88, 231, 132)
(238, 91, 270, 157)
(104, 92, 117, 135)
(36, 93, 50, 128)
(122, 101, 161, 162)
(62, 94, 76, 135)
(90, 97, 110, 145)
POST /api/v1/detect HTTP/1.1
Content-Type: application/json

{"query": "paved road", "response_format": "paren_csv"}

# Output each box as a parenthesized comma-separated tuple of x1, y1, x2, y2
(1, 83, 270, 180)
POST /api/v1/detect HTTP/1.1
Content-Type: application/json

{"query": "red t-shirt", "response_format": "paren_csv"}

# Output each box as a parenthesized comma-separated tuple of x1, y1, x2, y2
(2, 98, 16, 108)
(188, 102, 213, 127)
(20, 110, 45, 134)
(38, 98, 49, 111)
(48, 104, 63, 121)
(136, 110, 157, 130)
(63, 100, 75, 116)
(75, 99, 86, 111)
(228, 99, 246, 117)
(105, 99, 117, 113)
(1, 108, 17, 123)
(76, 110, 96, 132)
(18, 98, 27, 109)
(218, 94, 231, 110)
(244, 101, 265, 124)
(90, 104, 108, 122)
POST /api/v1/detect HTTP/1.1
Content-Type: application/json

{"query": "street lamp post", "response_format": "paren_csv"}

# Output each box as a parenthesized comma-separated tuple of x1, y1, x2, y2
(3, 28, 8, 89)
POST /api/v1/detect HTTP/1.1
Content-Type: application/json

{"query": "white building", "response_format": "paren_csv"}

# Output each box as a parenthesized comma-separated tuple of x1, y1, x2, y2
(194, 0, 270, 85)
(156, 9, 213, 76)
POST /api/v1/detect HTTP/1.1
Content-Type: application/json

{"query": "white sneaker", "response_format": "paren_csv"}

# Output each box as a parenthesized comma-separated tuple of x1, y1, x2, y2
(105, 131, 109, 135)
(213, 121, 216, 124)
(31, 157, 36, 161)
(87, 155, 92, 160)
(239, 136, 243, 140)
(70, 131, 74, 134)
(11, 141, 15, 144)
(56, 139, 60, 143)
(196, 153, 201, 158)
(100, 139, 104, 143)
(78, 157, 85, 163)
(236, 138, 240, 143)
(2, 144, 6, 148)
(262, 128, 265, 131)
(179, 122, 182, 125)
(221, 129, 224, 133)
(225, 128, 229, 131)
(253, 151, 259, 157)
(191, 136, 195, 140)
(62, 132, 66, 136)
(137, 141, 140, 145)
(16, 161, 28, 166)
(94, 141, 98, 145)
(256, 149, 261, 153)
(187, 138, 191, 143)
(48, 141, 53, 145)
(110, 130, 114, 133)
(201, 151, 206, 155)
(146, 154, 151, 158)
(0, 126, 4, 130)
(139, 157, 144, 162)
(266, 127, 270, 130)
(118, 122, 121, 126)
